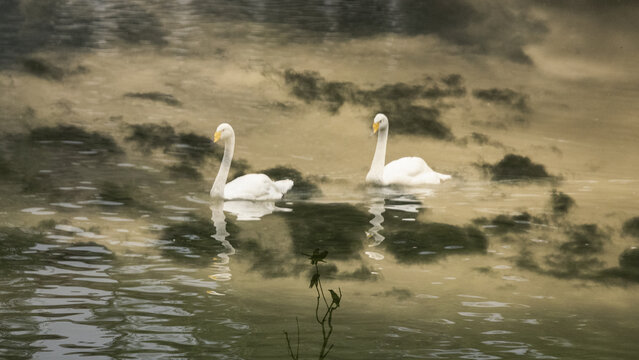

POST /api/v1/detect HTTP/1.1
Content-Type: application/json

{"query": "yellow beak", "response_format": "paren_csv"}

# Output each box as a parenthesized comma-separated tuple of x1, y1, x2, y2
(372, 122, 379, 134)
(213, 131, 221, 143)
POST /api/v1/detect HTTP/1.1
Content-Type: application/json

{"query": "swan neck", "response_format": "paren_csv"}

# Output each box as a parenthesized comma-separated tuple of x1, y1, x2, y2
(367, 127, 388, 183)
(211, 136, 234, 198)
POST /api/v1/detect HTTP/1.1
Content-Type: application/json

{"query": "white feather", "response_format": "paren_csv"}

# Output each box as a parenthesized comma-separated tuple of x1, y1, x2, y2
(366, 114, 451, 186)
(210, 124, 294, 200)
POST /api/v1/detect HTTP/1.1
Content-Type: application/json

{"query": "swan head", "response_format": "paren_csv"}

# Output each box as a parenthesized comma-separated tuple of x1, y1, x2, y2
(372, 113, 388, 134)
(214, 123, 234, 143)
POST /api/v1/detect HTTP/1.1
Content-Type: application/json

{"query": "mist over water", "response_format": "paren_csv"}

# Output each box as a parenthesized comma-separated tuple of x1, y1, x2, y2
(2, 1, 639, 359)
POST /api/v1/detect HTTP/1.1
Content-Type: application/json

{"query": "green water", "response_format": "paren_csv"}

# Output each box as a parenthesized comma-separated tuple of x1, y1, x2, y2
(2, 1, 639, 359)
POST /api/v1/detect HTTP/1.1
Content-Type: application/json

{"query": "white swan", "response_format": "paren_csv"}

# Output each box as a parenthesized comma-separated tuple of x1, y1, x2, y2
(210, 123, 293, 200)
(365, 113, 451, 186)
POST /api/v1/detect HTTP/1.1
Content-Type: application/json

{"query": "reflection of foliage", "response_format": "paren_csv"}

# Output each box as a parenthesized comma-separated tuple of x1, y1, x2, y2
(126, 123, 237, 179)
(126, 123, 221, 163)
(160, 215, 236, 266)
(29, 125, 122, 154)
(124, 92, 181, 106)
(551, 190, 575, 216)
(473, 88, 530, 113)
(384, 223, 487, 263)
(473, 213, 539, 234)
(622, 217, 639, 239)
(480, 154, 553, 181)
(285, 249, 343, 360)
(261, 166, 322, 199)
(279, 203, 368, 260)
(283, 69, 457, 139)
(560, 224, 607, 254)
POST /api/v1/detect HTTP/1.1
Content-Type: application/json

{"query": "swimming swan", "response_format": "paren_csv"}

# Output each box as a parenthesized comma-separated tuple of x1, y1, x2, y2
(210, 123, 293, 200)
(365, 113, 451, 186)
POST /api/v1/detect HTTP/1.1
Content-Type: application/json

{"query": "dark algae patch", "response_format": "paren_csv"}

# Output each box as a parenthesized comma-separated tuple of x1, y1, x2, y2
(124, 92, 182, 106)
(482, 154, 553, 181)
(622, 217, 639, 238)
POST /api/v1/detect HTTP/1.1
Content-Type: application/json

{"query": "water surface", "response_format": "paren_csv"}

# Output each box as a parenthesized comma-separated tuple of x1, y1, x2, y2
(2, 1, 639, 359)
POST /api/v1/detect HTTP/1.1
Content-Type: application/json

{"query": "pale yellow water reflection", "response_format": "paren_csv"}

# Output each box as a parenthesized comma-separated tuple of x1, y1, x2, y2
(2, 1, 639, 359)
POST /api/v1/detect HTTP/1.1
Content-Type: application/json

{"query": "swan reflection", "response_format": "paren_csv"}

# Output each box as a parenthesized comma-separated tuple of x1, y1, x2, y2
(223, 200, 291, 221)
(209, 201, 235, 284)
(365, 188, 431, 251)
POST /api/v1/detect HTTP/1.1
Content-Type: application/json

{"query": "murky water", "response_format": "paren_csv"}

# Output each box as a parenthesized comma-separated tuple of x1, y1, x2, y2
(2, 1, 639, 359)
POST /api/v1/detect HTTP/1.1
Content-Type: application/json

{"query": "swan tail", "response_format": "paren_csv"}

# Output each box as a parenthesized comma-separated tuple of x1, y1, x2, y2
(274, 179, 294, 194)
(438, 173, 452, 182)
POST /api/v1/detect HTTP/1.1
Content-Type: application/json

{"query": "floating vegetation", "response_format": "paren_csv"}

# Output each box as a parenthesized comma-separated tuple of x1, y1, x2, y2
(261, 166, 321, 199)
(550, 190, 575, 216)
(29, 125, 121, 154)
(480, 154, 553, 181)
(622, 217, 639, 239)
(124, 92, 181, 106)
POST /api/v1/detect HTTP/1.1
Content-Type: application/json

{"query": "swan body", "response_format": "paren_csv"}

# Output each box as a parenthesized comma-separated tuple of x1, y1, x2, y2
(366, 113, 451, 186)
(210, 123, 293, 200)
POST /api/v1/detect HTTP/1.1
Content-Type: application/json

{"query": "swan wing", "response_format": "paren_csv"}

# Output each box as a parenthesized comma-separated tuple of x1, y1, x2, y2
(224, 174, 293, 200)
(383, 157, 450, 185)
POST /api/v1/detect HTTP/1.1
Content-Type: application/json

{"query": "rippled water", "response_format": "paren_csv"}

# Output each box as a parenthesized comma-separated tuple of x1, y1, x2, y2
(2, 1, 639, 359)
